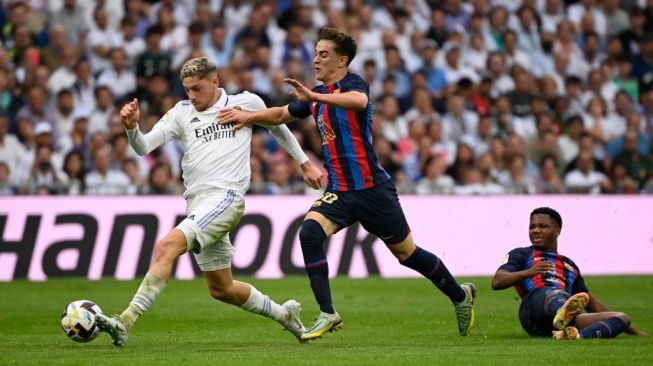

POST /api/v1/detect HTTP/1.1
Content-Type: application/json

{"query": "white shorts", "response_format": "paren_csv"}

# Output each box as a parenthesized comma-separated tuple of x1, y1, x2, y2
(176, 189, 244, 272)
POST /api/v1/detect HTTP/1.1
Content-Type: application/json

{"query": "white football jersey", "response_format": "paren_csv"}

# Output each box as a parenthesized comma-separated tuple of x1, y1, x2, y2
(126, 89, 307, 198)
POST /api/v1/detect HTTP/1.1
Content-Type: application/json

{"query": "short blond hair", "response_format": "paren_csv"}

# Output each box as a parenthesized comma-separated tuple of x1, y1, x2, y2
(180, 57, 217, 80)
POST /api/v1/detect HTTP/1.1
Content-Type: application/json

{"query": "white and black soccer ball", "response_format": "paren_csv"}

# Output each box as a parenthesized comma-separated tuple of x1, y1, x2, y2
(60, 300, 103, 343)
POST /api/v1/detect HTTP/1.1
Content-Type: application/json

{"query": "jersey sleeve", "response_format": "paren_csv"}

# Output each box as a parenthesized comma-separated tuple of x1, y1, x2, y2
(288, 99, 312, 119)
(497, 247, 527, 273)
(126, 104, 181, 155)
(341, 74, 369, 95)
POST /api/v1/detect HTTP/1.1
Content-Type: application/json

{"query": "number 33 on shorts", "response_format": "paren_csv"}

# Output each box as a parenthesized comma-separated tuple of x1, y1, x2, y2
(312, 192, 338, 207)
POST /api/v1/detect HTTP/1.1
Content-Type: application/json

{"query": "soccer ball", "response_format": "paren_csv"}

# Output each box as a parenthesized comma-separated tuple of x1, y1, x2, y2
(60, 300, 103, 343)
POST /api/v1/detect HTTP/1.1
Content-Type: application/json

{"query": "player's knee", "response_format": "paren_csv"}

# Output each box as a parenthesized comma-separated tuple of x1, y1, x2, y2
(616, 312, 631, 327)
(152, 237, 185, 264)
(299, 219, 327, 248)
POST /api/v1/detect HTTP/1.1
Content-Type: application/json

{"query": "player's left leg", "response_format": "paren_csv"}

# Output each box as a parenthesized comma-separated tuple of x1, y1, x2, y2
(202, 267, 306, 342)
(572, 312, 630, 339)
(387, 234, 476, 336)
(356, 181, 475, 335)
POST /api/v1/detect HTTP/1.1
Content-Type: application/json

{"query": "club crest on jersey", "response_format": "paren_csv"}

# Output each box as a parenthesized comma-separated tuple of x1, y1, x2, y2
(316, 115, 336, 145)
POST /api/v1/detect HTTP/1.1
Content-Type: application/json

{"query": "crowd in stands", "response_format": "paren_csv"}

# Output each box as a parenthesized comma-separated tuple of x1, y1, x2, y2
(0, 0, 652, 196)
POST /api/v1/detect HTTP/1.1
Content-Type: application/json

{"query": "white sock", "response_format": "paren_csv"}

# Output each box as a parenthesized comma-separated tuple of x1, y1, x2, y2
(120, 272, 167, 329)
(240, 285, 287, 322)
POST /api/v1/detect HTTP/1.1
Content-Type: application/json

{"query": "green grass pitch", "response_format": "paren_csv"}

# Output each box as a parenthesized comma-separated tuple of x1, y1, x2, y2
(1, 276, 651, 365)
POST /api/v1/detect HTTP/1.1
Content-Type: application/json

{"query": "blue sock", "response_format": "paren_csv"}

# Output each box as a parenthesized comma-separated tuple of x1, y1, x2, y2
(544, 292, 570, 316)
(300, 219, 335, 314)
(400, 246, 466, 303)
(579, 317, 628, 339)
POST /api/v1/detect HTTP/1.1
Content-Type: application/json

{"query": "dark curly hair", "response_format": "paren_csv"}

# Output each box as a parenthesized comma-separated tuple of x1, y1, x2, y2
(530, 207, 562, 228)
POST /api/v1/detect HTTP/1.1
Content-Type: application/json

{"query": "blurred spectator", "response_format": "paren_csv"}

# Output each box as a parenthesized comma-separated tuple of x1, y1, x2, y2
(558, 115, 584, 165)
(535, 154, 565, 194)
(149, 0, 191, 28)
(608, 158, 639, 194)
(88, 86, 114, 134)
(263, 160, 297, 195)
(416, 39, 447, 98)
(53, 89, 75, 137)
(97, 47, 137, 102)
(70, 57, 96, 111)
(612, 129, 652, 187)
(0, 0, 652, 197)
(155, 5, 188, 55)
(414, 155, 455, 195)
(60, 149, 86, 195)
(403, 87, 441, 126)
(0, 67, 20, 116)
(442, 93, 478, 142)
(142, 161, 175, 195)
(123, 0, 150, 39)
(23, 143, 63, 194)
(377, 94, 409, 144)
(85, 146, 132, 195)
(498, 153, 536, 194)
(42, 24, 69, 74)
(47, 45, 78, 94)
(582, 95, 622, 149)
(135, 25, 171, 99)
(0, 114, 24, 184)
(0, 161, 17, 195)
(87, 4, 122, 75)
(564, 150, 611, 194)
(119, 18, 146, 67)
(58, 111, 88, 162)
(202, 22, 234, 69)
(380, 44, 412, 102)
(15, 84, 56, 135)
(272, 22, 313, 77)
(447, 142, 475, 184)
(50, 0, 88, 49)
(462, 113, 495, 157)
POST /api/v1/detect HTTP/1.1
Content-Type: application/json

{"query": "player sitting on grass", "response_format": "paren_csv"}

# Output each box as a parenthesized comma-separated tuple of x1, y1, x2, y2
(491, 207, 647, 339)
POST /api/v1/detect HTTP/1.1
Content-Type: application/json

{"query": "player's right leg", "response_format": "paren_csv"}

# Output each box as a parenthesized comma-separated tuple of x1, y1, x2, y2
(96, 228, 186, 347)
(299, 209, 346, 340)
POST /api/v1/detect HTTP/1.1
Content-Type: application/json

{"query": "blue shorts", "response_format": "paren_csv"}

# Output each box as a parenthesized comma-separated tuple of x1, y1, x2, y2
(308, 180, 411, 244)
(519, 288, 570, 336)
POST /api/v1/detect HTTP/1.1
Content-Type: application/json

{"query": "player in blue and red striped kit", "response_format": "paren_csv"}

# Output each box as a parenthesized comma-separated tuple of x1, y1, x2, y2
(492, 207, 647, 339)
(219, 27, 476, 341)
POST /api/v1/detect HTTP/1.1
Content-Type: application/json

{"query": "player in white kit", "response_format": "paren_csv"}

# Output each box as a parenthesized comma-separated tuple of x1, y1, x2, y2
(95, 57, 324, 346)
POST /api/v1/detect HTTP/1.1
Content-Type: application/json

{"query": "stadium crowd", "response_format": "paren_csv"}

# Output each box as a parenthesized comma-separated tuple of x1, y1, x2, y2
(0, 0, 652, 196)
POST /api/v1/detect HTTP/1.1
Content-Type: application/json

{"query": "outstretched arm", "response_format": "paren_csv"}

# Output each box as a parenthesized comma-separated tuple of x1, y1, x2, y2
(586, 294, 648, 336)
(219, 105, 295, 130)
(284, 78, 368, 111)
(491, 261, 555, 290)
(121, 98, 167, 155)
